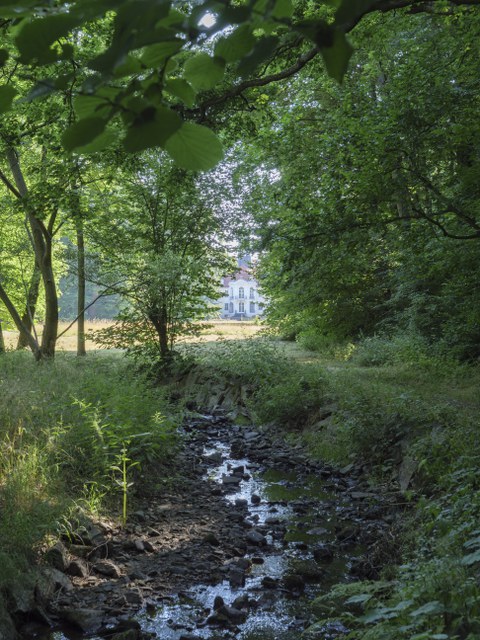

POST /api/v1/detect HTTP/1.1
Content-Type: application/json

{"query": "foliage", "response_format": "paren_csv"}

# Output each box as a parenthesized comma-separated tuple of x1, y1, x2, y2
(0, 352, 178, 602)
(92, 157, 231, 366)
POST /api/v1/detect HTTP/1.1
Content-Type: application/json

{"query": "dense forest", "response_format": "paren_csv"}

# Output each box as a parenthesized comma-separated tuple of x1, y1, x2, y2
(0, 1, 479, 640)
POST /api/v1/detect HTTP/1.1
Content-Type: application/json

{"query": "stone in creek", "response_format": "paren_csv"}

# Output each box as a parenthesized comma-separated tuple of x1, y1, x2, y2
(235, 558, 252, 571)
(232, 593, 249, 609)
(109, 630, 140, 640)
(232, 465, 245, 474)
(213, 595, 225, 610)
(251, 494, 261, 505)
(313, 544, 334, 562)
(235, 498, 248, 508)
(306, 527, 328, 536)
(282, 574, 306, 592)
(261, 576, 278, 589)
(205, 451, 223, 464)
(179, 635, 202, 640)
(222, 475, 242, 485)
(217, 605, 248, 624)
(228, 567, 245, 587)
(246, 530, 267, 545)
(59, 608, 104, 633)
(251, 556, 264, 564)
(93, 560, 122, 578)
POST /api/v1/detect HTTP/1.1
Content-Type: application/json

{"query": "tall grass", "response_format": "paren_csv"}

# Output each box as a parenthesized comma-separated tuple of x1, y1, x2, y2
(0, 352, 178, 600)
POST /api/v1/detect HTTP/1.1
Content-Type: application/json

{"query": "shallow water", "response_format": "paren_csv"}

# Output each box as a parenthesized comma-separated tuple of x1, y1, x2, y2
(41, 433, 361, 640)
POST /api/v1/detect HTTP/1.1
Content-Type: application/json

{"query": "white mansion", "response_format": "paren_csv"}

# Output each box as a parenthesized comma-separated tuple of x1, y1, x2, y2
(217, 258, 266, 319)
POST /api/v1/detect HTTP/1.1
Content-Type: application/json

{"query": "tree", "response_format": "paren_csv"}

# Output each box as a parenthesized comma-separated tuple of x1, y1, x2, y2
(94, 155, 231, 364)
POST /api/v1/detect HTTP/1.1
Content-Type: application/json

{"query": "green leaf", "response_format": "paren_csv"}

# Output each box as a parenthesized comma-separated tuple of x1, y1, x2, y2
(16, 14, 81, 64)
(410, 601, 445, 617)
(75, 128, 117, 154)
(272, 0, 294, 19)
(141, 40, 183, 68)
(320, 29, 353, 83)
(345, 593, 372, 605)
(123, 107, 182, 153)
(22, 79, 56, 101)
(215, 25, 256, 63)
(165, 79, 196, 107)
(462, 549, 480, 565)
(165, 122, 223, 170)
(334, 0, 378, 28)
(0, 49, 9, 67)
(0, 85, 17, 114)
(237, 36, 278, 77)
(74, 90, 116, 119)
(62, 117, 107, 152)
(184, 53, 225, 91)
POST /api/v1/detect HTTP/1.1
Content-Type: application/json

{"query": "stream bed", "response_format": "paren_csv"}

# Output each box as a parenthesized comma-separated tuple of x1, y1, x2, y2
(29, 414, 394, 640)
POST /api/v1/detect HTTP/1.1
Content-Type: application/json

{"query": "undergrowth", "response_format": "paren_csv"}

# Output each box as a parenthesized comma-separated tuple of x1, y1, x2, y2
(0, 352, 178, 605)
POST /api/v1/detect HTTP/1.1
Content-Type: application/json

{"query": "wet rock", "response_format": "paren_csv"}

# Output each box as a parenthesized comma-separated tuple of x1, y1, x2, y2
(204, 451, 223, 464)
(228, 567, 245, 587)
(109, 630, 140, 640)
(222, 475, 241, 485)
(235, 498, 248, 508)
(251, 494, 261, 504)
(213, 595, 225, 610)
(261, 576, 278, 589)
(45, 541, 70, 572)
(93, 560, 122, 578)
(179, 634, 201, 640)
(246, 530, 266, 545)
(36, 567, 73, 603)
(232, 593, 249, 609)
(282, 574, 305, 592)
(143, 540, 155, 552)
(125, 589, 143, 605)
(59, 608, 104, 633)
(290, 560, 325, 583)
(313, 544, 334, 562)
(216, 605, 248, 624)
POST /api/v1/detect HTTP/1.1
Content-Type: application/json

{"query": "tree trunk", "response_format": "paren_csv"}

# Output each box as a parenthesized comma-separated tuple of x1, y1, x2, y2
(0, 280, 41, 358)
(16, 261, 41, 350)
(6, 147, 58, 359)
(0, 320, 5, 353)
(76, 220, 86, 356)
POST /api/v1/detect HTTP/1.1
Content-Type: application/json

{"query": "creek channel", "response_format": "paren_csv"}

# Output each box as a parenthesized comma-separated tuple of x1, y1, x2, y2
(37, 414, 394, 640)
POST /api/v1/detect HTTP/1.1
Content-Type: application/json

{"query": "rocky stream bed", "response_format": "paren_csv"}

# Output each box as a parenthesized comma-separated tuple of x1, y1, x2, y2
(16, 414, 400, 640)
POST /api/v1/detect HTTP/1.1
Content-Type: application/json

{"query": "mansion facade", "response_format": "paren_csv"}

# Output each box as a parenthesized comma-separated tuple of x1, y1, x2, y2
(217, 259, 266, 319)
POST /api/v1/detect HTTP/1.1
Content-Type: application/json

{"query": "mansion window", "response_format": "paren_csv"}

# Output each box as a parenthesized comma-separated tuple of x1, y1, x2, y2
(250, 287, 255, 299)
(239, 302, 245, 313)
(250, 302, 255, 313)
(224, 303, 229, 310)
(229, 302, 234, 313)
(239, 287, 245, 298)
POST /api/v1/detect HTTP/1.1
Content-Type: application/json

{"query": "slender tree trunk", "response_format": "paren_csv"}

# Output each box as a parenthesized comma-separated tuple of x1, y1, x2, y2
(16, 261, 41, 349)
(6, 147, 58, 359)
(0, 280, 41, 358)
(76, 220, 86, 356)
(0, 320, 5, 353)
